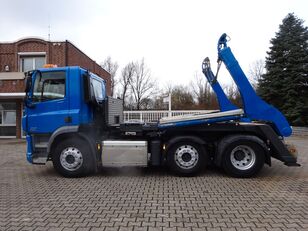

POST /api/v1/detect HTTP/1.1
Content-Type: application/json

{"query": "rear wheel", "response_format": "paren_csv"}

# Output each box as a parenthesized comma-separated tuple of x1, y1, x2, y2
(222, 139, 265, 178)
(52, 138, 95, 177)
(167, 141, 206, 176)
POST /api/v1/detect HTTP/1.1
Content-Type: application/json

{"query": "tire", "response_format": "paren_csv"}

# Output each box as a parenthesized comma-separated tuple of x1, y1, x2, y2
(52, 138, 96, 177)
(222, 139, 265, 178)
(167, 141, 206, 176)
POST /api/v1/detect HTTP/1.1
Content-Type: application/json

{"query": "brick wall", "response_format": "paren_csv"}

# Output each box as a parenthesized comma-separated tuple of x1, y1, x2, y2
(0, 44, 16, 72)
(0, 79, 24, 93)
(48, 42, 66, 66)
(0, 39, 49, 72)
(17, 39, 47, 53)
(0, 38, 111, 94)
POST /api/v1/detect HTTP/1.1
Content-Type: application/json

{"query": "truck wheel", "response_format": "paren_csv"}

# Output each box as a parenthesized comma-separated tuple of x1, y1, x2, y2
(167, 141, 206, 176)
(52, 138, 95, 178)
(222, 140, 265, 178)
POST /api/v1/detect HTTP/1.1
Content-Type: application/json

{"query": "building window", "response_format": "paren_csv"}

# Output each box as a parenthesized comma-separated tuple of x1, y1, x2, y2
(3, 111, 16, 124)
(19, 52, 46, 72)
(0, 103, 16, 137)
(20, 56, 46, 72)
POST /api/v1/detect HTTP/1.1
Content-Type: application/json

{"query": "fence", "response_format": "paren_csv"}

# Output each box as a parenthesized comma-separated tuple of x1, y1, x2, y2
(123, 111, 308, 136)
(292, 127, 308, 136)
(123, 110, 217, 122)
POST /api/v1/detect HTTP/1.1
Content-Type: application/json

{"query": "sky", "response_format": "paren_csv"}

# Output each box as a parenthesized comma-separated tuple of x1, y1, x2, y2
(1, 0, 308, 88)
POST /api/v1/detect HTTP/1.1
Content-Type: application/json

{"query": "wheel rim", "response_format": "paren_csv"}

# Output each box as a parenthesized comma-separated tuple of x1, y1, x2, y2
(230, 145, 256, 170)
(60, 147, 83, 171)
(174, 145, 199, 169)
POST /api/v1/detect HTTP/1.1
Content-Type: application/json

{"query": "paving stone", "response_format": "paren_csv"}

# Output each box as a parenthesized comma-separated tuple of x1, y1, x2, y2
(0, 137, 307, 231)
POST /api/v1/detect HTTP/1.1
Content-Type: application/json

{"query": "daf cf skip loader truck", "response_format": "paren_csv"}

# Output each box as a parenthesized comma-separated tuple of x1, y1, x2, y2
(22, 34, 299, 178)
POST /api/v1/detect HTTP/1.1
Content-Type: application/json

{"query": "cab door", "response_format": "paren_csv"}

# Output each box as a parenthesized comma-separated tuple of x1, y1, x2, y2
(26, 70, 70, 134)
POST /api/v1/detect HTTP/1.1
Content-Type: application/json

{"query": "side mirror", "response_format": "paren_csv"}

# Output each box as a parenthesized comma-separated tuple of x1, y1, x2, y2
(24, 70, 41, 109)
(24, 71, 33, 93)
(83, 72, 92, 103)
(24, 71, 34, 108)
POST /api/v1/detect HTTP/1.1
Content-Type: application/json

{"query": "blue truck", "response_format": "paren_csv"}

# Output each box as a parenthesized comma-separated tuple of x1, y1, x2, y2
(22, 34, 299, 178)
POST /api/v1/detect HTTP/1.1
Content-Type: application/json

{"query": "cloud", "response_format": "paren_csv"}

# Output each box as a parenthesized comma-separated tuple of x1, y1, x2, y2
(0, 0, 106, 40)
(2, 0, 92, 24)
(1, 0, 307, 87)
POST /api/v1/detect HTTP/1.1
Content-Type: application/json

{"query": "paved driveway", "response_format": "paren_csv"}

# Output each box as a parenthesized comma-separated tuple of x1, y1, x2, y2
(0, 136, 307, 231)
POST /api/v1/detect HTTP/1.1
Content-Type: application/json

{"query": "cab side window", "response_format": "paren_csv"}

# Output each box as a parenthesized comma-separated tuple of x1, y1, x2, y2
(91, 78, 106, 103)
(91, 78, 104, 100)
(33, 71, 66, 102)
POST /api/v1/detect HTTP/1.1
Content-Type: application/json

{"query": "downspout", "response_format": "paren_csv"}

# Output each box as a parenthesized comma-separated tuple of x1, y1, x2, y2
(65, 40, 68, 66)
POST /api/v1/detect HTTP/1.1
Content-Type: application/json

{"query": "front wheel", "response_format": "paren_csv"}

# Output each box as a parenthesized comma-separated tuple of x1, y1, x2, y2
(167, 141, 206, 176)
(222, 140, 265, 178)
(52, 138, 95, 177)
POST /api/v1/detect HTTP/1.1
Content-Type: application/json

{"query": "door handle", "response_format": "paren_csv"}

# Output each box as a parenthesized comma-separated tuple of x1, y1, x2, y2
(64, 116, 72, 123)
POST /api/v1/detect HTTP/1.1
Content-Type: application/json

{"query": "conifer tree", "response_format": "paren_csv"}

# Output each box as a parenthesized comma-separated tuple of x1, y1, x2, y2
(258, 13, 308, 125)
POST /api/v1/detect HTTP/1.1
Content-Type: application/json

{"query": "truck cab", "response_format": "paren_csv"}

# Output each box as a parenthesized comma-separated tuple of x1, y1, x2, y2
(23, 67, 107, 168)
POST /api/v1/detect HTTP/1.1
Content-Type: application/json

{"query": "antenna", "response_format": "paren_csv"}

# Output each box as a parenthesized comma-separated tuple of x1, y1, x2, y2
(48, 24, 51, 41)
(47, 12, 51, 41)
